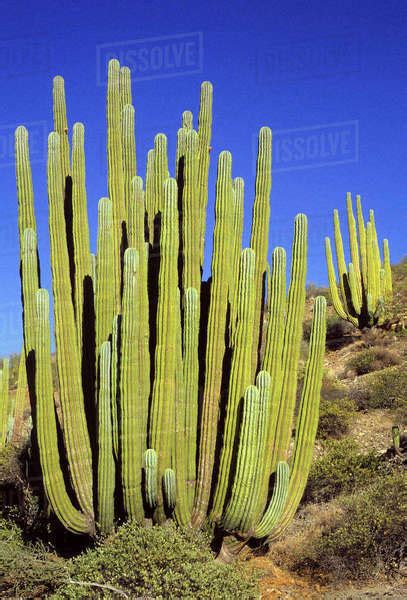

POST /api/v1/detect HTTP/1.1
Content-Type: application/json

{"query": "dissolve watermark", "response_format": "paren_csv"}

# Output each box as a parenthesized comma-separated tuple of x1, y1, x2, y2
(0, 36, 50, 79)
(253, 121, 359, 175)
(96, 32, 203, 85)
(0, 121, 48, 168)
(257, 32, 361, 84)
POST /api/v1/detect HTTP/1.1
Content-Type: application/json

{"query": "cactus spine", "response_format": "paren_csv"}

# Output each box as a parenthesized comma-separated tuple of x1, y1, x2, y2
(326, 194, 392, 328)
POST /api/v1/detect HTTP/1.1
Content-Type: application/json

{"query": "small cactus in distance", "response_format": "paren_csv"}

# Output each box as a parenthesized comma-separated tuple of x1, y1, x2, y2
(325, 193, 393, 329)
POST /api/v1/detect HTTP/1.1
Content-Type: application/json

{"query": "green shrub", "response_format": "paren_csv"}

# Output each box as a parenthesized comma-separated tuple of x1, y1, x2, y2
(349, 365, 407, 410)
(0, 517, 66, 598)
(317, 397, 356, 440)
(296, 471, 406, 580)
(53, 521, 258, 599)
(346, 347, 401, 376)
(304, 439, 385, 503)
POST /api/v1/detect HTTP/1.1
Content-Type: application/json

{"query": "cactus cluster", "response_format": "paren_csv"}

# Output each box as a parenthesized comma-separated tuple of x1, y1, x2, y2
(325, 193, 393, 329)
(14, 59, 327, 559)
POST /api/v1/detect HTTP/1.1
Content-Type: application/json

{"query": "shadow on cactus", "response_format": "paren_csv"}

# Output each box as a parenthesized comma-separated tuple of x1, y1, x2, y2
(325, 193, 393, 329)
(14, 59, 327, 561)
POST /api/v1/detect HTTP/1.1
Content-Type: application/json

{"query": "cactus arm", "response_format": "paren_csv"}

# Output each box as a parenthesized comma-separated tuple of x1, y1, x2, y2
(52, 76, 70, 178)
(47, 131, 93, 518)
(183, 288, 200, 511)
(129, 177, 150, 447)
(120, 248, 144, 521)
(268, 296, 327, 541)
(181, 130, 201, 293)
(348, 263, 361, 315)
(21, 229, 40, 356)
(95, 198, 115, 354)
(97, 341, 115, 534)
(11, 354, 30, 446)
(383, 239, 393, 302)
(346, 193, 362, 306)
(229, 177, 244, 342)
(182, 110, 193, 129)
(197, 81, 213, 263)
(271, 214, 308, 466)
(153, 134, 169, 218)
(145, 149, 155, 243)
(366, 221, 377, 318)
(261, 249, 286, 476)
(333, 209, 349, 308)
(356, 195, 367, 288)
(107, 59, 126, 312)
(325, 237, 355, 323)
(254, 461, 289, 538)
(222, 385, 261, 532)
(149, 179, 179, 523)
(191, 151, 233, 527)
(211, 247, 256, 521)
(144, 449, 158, 509)
(174, 292, 191, 526)
(111, 315, 120, 460)
(122, 104, 137, 216)
(35, 289, 92, 534)
(249, 127, 272, 377)
(119, 66, 132, 107)
(71, 123, 92, 350)
(163, 468, 176, 511)
(15, 126, 36, 245)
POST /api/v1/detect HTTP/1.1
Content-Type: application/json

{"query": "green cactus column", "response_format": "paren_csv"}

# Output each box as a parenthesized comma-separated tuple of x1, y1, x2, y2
(258, 247, 286, 513)
(145, 149, 155, 243)
(15, 126, 37, 246)
(211, 247, 256, 522)
(71, 123, 92, 350)
(149, 178, 179, 523)
(11, 355, 30, 446)
(181, 129, 201, 294)
(249, 127, 272, 378)
(221, 384, 261, 533)
(107, 59, 126, 312)
(122, 104, 137, 216)
(270, 214, 308, 468)
(229, 177, 244, 341)
(21, 229, 39, 358)
(95, 198, 115, 354)
(47, 131, 93, 519)
(268, 296, 327, 541)
(197, 81, 213, 264)
(120, 248, 144, 522)
(52, 76, 71, 179)
(183, 287, 200, 510)
(128, 176, 150, 441)
(34, 288, 92, 534)
(192, 151, 233, 527)
(153, 133, 169, 219)
(0, 363, 8, 449)
(97, 341, 115, 534)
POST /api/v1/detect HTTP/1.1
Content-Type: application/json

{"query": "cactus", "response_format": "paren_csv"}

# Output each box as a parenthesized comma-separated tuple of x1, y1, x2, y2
(97, 341, 115, 534)
(326, 193, 392, 328)
(14, 60, 327, 562)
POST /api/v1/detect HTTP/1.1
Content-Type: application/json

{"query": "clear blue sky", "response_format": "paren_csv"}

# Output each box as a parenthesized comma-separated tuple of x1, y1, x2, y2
(0, 1, 406, 355)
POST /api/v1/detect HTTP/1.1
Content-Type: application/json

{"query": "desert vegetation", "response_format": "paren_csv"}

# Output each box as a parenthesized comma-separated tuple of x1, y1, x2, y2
(0, 58, 405, 598)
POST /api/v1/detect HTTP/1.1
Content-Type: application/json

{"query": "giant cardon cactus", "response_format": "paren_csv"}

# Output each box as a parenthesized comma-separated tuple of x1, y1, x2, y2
(15, 59, 327, 559)
(325, 193, 392, 329)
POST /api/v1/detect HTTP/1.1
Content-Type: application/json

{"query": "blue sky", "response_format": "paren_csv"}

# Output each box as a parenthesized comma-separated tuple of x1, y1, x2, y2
(0, 1, 406, 355)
